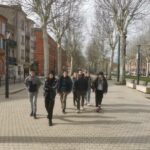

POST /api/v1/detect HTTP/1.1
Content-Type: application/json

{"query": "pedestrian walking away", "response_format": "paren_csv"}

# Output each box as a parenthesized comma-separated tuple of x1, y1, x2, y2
(85, 72, 92, 106)
(57, 70, 72, 114)
(74, 71, 88, 113)
(72, 72, 78, 106)
(44, 71, 57, 126)
(24, 69, 42, 119)
(93, 72, 108, 112)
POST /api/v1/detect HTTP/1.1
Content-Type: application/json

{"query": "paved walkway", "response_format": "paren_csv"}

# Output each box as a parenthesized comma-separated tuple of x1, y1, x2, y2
(0, 82, 25, 95)
(0, 82, 150, 150)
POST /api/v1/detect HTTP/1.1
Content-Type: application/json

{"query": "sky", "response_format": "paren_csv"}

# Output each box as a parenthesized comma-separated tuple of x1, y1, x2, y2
(80, 0, 95, 54)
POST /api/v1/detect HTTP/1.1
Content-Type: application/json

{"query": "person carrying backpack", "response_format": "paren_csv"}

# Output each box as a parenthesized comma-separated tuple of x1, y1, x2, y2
(25, 69, 42, 119)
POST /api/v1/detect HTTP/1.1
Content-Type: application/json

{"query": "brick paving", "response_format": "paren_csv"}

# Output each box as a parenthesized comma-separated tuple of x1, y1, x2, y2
(0, 82, 150, 150)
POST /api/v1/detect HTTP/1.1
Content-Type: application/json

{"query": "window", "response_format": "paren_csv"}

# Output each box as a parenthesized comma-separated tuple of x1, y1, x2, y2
(21, 49, 24, 59)
(2, 22, 5, 35)
(21, 20, 24, 31)
(0, 21, 2, 34)
(0, 38, 3, 49)
(21, 36, 24, 45)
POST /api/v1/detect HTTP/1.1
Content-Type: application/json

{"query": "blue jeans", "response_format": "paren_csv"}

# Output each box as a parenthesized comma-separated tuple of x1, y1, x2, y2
(85, 89, 91, 103)
(29, 92, 38, 115)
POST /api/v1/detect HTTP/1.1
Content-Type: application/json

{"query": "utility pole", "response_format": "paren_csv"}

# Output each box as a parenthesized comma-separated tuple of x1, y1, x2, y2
(137, 45, 141, 85)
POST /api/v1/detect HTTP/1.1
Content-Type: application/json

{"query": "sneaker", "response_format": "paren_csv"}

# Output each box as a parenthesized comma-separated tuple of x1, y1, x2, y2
(81, 107, 84, 110)
(30, 112, 33, 117)
(34, 114, 37, 119)
(62, 109, 66, 114)
(96, 107, 100, 112)
(49, 120, 53, 126)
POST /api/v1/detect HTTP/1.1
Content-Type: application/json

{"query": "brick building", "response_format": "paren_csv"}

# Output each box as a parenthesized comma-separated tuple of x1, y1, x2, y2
(34, 28, 68, 76)
(0, 15, 7, 77)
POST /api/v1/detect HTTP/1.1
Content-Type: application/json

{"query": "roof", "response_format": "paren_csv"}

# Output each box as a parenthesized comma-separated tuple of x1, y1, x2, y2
(0, 4, 27, 16)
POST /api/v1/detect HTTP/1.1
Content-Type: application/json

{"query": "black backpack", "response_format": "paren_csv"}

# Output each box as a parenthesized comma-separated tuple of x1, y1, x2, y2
(28, 81, 37, 92)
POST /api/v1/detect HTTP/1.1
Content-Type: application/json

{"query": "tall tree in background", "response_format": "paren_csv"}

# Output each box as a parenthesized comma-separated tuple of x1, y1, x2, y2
(48, 0, 81, 75)
(63, 12, 83, 75)
(7, 0, 81, 76)
(96, 0, 149, 83)
(95, 9, 118, 79)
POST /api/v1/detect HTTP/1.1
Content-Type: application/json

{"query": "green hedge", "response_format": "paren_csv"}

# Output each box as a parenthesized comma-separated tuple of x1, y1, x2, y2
(126, 75, 150, 82)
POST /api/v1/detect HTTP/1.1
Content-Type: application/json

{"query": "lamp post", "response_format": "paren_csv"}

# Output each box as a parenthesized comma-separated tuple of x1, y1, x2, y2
(4, 32, 17, 98)
(137, 45, 141, 85)
(4, 32, 11, 98)
(117, 35, 120, 82)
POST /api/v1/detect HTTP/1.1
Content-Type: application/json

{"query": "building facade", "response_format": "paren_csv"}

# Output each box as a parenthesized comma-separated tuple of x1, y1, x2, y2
(0, 5, 35, 80)
(34, 28, 68, 76)
(0, 15, 7, 77)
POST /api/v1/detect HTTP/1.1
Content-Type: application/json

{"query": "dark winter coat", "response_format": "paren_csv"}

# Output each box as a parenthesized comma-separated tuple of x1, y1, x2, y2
(85, 76, 92, 90)
(72, 77, 78, 92)
(93, 77, 108, 93)
(74, 75, 88, 93)
(44, 77, 57, 100)
(57, 76, 72, 93)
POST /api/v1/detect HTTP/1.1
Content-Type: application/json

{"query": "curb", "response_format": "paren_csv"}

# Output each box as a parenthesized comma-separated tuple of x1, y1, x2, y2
(0, 88, 25, 95)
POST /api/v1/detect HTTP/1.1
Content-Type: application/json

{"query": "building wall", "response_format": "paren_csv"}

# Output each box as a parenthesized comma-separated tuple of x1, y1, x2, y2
(34, 29, 68, 76)
(0, 15, 7, 77)
(0, 5, 35, 79)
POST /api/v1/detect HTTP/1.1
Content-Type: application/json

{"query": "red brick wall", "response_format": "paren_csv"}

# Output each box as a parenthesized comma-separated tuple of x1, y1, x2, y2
(34, 29, 68, 75)
(0, 15, 7, 76)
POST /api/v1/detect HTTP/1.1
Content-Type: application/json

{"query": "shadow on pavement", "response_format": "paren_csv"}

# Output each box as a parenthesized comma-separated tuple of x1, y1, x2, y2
(103, 104, 150, 107)
(0, 135, 149, 144)
(53, 115, 141, 125)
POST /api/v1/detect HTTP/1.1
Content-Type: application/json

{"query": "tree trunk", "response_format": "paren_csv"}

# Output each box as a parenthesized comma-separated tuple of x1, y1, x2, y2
(108, 49, 115, 80)
(120, 33, 126, 84)
(42, 26, 49, 77)
(57, 44, 62, 76)
(146, 59, 149, 77)
(70, 56, 73, 75)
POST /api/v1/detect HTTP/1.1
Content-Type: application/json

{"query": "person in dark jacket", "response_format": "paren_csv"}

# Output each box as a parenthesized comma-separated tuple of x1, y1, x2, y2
(57, 70, 72, 114)
(44, 71, 57, 126)
(72, 72, 78, 106)
(74, 72, 88, 113)
(85, 72, 92, 106)
(93, 72, 108, 112)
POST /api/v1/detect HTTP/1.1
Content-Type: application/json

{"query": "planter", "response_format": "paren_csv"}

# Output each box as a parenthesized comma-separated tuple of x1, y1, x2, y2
(136, 85, 150, 94)
(126, 81, 136, 89)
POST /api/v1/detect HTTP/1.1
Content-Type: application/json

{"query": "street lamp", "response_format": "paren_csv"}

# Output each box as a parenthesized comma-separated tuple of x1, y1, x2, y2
(137, 45, 141, 85)
(4, 32, 17, 98)
(117, 35, 120, 82)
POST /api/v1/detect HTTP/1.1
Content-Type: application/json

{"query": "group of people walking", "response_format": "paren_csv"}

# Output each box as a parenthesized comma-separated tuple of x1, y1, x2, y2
(25, 69, 108, 126)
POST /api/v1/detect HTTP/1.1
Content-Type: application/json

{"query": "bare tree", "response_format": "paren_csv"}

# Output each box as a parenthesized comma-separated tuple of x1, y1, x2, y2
(6, 0, 81, 76)
(48, 0, 82, 75)
(6, 0, 60, 76)
(95, 9, 118, 79)
(96, 0, 149, 83)
(62, 11, 83, 75)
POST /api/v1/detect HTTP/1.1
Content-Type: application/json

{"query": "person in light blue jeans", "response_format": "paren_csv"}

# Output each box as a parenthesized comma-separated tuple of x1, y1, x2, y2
(25, 70, 42, 119)
(85, 72, 92, 105)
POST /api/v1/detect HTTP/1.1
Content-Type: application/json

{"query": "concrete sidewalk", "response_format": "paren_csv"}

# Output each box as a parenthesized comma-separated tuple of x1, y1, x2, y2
(0, 82, 150, 149)
(0, 82, 25, 95)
